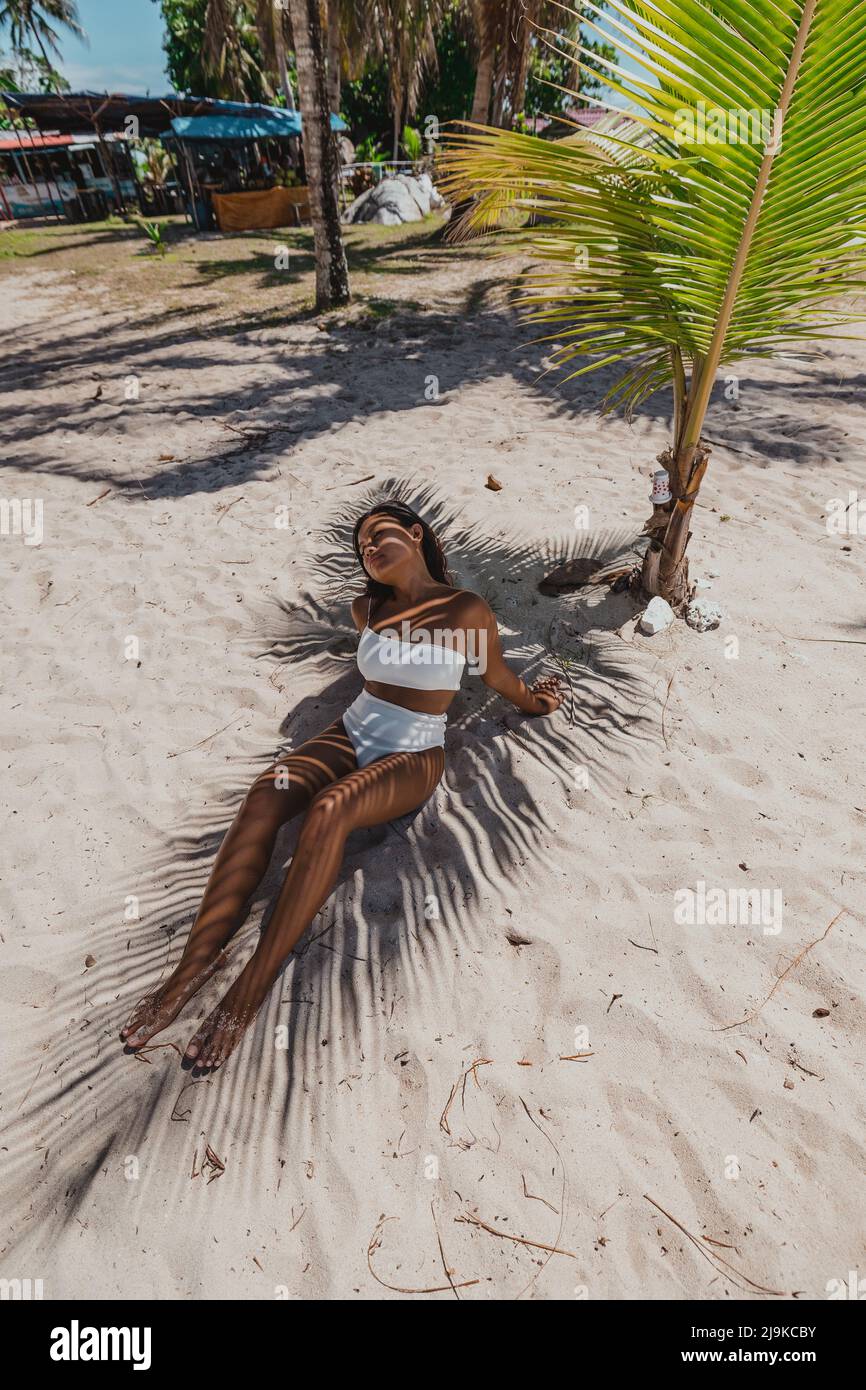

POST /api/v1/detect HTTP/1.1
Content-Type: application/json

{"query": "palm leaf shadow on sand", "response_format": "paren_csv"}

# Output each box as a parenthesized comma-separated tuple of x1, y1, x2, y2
(0, 479, 661, 1258)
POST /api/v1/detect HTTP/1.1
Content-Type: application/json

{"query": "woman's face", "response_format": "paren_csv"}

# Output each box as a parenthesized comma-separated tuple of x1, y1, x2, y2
(357, 514, 422, 583)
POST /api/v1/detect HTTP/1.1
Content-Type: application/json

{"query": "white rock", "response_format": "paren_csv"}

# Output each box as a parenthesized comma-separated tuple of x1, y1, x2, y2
(342, 174, 445, 226)
(686, 597, 724, 631)
(417, 171, 445, 208)
(639, 596, 675, 635)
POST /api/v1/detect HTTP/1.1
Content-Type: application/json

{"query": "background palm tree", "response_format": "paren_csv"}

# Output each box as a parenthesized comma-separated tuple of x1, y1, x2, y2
(287, 0, 349, 308)
(440, 0, 866, 606)
(0, 0, 83, 89)
(202, 0, 270, 100)
(376, 0, 447, 160)
(468, 0, 565, 128)
(252, 0, 296, 108)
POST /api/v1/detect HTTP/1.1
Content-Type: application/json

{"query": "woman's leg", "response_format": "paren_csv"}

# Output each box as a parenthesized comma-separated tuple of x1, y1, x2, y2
(121, 719, 358, 1048)
(183, 745, 445, 1069)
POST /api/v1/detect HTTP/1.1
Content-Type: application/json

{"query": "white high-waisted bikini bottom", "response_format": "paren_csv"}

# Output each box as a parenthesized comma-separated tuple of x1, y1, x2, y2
(341, 690, 446, 769)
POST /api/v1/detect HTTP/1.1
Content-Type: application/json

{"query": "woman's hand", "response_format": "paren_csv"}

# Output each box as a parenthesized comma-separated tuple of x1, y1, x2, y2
(528, 675, 564, 716)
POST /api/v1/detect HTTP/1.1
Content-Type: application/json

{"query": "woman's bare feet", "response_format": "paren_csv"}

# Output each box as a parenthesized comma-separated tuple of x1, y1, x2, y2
(183, 953, 275, 1071)
(120, 950, 228, 1050)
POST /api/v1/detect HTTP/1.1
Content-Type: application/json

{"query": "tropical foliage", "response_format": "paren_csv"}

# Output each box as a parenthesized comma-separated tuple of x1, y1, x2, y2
(0, 0, 82, 90)
(469, 0, 613, 126)
(440, 0, 866, 604)
(0, 42, 67, 94)
(156, 2, 615, 147)
(159, 0, 275, 102)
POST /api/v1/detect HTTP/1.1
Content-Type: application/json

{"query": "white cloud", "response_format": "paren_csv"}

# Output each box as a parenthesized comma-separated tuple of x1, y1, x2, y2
(60, 59, 169, 95)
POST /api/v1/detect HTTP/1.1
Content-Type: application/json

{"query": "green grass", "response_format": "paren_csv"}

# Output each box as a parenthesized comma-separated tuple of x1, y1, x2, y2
(0, 228, 43, 258)
(0, 209, 493, 323)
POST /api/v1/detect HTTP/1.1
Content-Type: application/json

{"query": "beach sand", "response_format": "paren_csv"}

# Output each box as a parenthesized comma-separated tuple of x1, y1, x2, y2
(1, 219, 864, 1299)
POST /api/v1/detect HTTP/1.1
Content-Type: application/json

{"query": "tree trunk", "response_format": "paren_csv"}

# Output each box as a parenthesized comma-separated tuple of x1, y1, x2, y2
(469, 41, 497, 123)
(274, 2, 296, 110)
(326, 0, 341, 116)
(489, 53, 507, 128)
(288, 0, 350, 310)
(570, 2, 582, 102)
(511, 19, 533, 119)
(639, 441, 712, 607)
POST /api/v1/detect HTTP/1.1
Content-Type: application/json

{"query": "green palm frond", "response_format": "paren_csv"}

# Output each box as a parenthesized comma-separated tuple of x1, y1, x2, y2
(0, 0, 84, 57)
(438, 0, 866, 463)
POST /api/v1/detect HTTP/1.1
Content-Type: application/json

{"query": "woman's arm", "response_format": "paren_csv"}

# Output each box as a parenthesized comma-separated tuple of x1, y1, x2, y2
(350, 594, 368, 634)
(464, 595, 563, 716)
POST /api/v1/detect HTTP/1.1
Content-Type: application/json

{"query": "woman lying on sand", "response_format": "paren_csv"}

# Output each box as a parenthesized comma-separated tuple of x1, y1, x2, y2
(120, 503, 563, 1069)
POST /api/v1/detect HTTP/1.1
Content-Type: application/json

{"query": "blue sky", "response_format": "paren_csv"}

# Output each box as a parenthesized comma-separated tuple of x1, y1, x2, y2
(60, 0, 169, 94)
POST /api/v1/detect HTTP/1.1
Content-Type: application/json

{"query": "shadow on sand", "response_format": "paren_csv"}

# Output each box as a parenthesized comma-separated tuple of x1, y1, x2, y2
(1, 473, 662, 1259)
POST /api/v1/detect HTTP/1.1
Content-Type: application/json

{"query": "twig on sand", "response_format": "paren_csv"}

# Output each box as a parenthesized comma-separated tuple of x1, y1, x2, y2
(324, 473, 375, 490)
(17, 1062, 43, 1111)
(137, 1040, 184, 1060)
(628, 938, 659, 954)
(86, 488, 111, 507)
(219, 420, 282, 452)
(171, 1080, 200, 1123)
(660, 667, 679, 750)
(522, 1176, 559, 1214)
(216, 496, 245, 523)
(431, 1202, 462, 1300)
(788, 1055, 823, 1080)
(455, 1209, 577, 1259)
(702, 1235, 740, 1251)
(559, 1052, 594, 1061)
(439, 1058, 492, 1136)
(202, 1143, 225, 1184)
(366, 1214, 479, 1294)
(135, 1039, 185, 1067)
(167, 711, 247, 757)
(644, 1194, 789, 1297)
(714, 910, 846, 1033)
(511, 1097, 571, 1298)
(773, 629, 866, 646)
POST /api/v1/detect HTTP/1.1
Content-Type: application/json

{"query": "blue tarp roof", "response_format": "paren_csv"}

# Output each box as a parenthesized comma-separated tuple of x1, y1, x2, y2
(163, 110, 346, 141)
(3, 92, 347, 139)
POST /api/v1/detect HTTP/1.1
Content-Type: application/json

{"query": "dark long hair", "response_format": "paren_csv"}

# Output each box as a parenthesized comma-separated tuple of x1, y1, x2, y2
(352, 502, 452, 615)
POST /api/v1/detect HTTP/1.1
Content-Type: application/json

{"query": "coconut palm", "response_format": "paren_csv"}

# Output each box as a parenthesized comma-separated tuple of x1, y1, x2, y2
(252, 0, 296, 108)
(203, 0, 270, 100)
(0, 0, 84, 85)
(469, 0, 571, 128)
(376, 0, 448, 160)
(470, 0, 539, 126)
(287, 0, 350, 308)
(440, 0, 866, 606)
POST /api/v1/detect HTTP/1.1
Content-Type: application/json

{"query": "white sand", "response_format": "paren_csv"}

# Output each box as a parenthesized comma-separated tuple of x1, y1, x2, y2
(1, 243, 864, 1300)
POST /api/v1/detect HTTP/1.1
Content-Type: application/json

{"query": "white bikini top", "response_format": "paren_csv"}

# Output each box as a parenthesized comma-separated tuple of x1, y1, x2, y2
(357, 597, 467, 692)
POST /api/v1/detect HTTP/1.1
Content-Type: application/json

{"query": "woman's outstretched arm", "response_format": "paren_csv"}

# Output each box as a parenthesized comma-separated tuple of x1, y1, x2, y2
(461, 594, 563, 715)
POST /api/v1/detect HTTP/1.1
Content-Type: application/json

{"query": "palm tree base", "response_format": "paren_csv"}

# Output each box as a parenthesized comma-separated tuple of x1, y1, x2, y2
(634, 439, 712, 609)
(634, 545, 690, 610)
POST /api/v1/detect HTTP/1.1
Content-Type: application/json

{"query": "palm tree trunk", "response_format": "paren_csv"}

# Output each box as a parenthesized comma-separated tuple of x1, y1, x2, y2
(287, 0, 350, 310)
(489, 50, 507, 127)
(511, 4, 535, 119)
(471, 44, 495, 124)
(326, 0, 341, 116)
(28, 22, 63, 95)
(274, 2, 296, 109)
